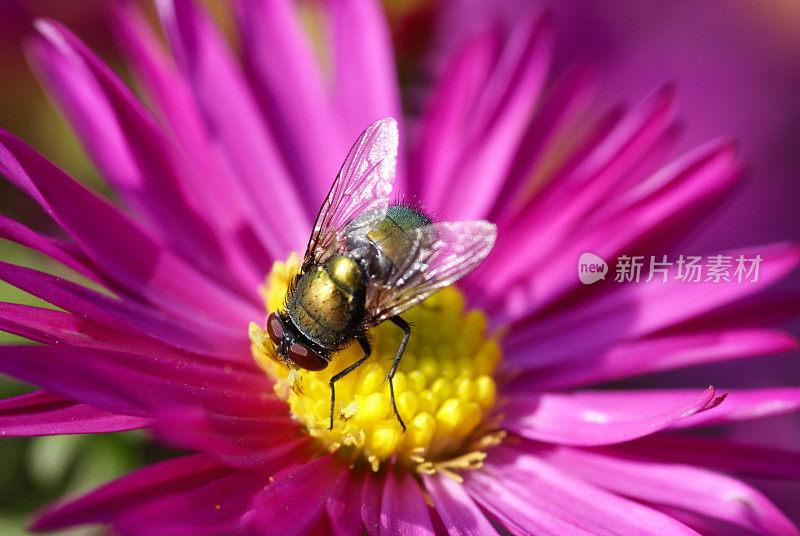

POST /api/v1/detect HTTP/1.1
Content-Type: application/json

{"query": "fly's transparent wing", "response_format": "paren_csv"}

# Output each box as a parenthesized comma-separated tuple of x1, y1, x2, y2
(303, 118, 398, 269)
(365, 220, 497, 325)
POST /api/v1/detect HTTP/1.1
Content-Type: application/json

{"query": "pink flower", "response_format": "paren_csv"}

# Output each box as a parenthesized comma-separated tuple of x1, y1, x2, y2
(0, 1, 798, 535)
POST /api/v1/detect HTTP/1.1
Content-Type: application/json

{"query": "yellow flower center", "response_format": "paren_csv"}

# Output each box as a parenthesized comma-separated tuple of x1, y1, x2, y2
(249, 254, 504, 474)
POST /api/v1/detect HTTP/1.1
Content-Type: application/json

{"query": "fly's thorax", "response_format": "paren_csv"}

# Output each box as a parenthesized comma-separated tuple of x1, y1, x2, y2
(286, 256, 366, 349)
(366, 205, 432, 272)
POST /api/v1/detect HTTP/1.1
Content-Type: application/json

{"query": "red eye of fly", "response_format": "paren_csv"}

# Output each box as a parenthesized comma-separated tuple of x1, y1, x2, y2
(287, 343, 328, 371)
(266, 312, 284, 344)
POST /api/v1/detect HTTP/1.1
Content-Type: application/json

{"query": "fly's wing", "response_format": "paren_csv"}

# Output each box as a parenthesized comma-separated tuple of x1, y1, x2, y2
(365, 221, 497, 325)
(302, 118, 398, 270)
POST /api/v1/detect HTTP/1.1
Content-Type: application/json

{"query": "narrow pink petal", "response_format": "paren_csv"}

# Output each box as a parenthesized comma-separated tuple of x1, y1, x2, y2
(508, 328, 797, 390)
(0, 261, 248, 359)
(361, 470, 385, 536)
(28, 20, 256, 296)
(0, 345, 274, 419)
(503, 386, 724, 446)
(411, 25, 500, 200)
(109, 1, 271, 289)
(673, 388, 800, 429)
(514, 141, 743, 312)
(0, 302, 252, 365)
(422, 473, 498, 536)
(247, 456, 345, 536)
(236, 0, 345, 207)
(647, 505, 750, 536)
(380, 470, 434, 536)
(31, 454, 236, 531)
(0, 214, 100, 284)
(465, 470, 595, 536)
(156, 0, 310, 256)
(476, 85, 679, 298)
(483, 138, 742, 321)
(105, 452, 303, 536)
(324, 0, 402, 155)
(471, 445, 701, 536)
(504, 243, 800, 366)
(603, 434, 800, 480)
(539, 446, 799, 536)
(489, 64, 597, 223)
(327, 470, 365, 536)
(436, 13, 554, 221)
(150, 406, 305, 468)
(117, 451, 309, 536)
(0, 390, 151, 437)
(0, 129, 261, 332)
(114, 469, 267, 536)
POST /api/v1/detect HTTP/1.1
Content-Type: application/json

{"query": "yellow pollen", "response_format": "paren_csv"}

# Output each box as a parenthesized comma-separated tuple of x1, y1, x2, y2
(250, 254, 504, 473)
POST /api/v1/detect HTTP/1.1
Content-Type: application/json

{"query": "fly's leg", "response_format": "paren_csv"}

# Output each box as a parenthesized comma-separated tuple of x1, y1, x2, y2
(328, 336, 371, 430)
(387, 316, 411, 432)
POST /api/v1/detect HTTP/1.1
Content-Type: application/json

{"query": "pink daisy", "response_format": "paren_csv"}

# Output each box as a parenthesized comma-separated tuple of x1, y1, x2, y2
(0, 1, 798, 535)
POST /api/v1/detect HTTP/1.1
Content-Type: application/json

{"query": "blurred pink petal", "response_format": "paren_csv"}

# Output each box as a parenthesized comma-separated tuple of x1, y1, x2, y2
(0, 390, 150, 436)
(156, 0, 310, 255)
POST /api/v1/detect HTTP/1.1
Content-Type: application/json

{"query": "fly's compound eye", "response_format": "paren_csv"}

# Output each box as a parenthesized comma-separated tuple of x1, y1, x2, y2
(266, 312, 285, 344)
(287, 343, 328, 371)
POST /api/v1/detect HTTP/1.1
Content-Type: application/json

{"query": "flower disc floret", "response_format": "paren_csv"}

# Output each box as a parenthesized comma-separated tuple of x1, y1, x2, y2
(250, 254, 503, 472)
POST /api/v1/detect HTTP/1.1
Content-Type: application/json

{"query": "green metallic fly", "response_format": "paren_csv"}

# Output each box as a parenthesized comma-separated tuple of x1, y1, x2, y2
(263, 118, 497, 431)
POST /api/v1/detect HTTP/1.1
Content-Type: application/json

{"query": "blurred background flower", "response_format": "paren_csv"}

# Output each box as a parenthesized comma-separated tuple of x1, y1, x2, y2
(0, 0, 798, 534)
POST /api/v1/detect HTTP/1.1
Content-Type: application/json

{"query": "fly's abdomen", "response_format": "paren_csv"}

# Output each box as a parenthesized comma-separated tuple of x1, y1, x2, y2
(287, 256, 366, 349)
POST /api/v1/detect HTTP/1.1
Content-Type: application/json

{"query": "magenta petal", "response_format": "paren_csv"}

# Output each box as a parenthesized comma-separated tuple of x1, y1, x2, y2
(0, 214, 100, 284)
(31, 453, 236, 531)
(673, 387, 800, 429)
(504, 243, 800, 367)
(113, 470, 267, 536)
(0, 302, 252, 367)
(109, 3, 270, 289)
(0, 262, 248, 360)
(150, 406, 306, 468)
(539, 446, 800, 536)
(0, 129, 260, 332)
(28, 20, 255, 295)
(156, 0, 310, 257)
(476, 85, 679, 299)
(483, 139, 744, 323)
(503, 386, 724, 446)
(0, 390, 150, 437)
(236, 0, 345, 208)
(323, 0, 402, 154)
(380, 470, 434, 536)
(610, 434, 800, 480)
(113, 451, 309, 536)
(489, 64, 597, 223)
(465, 471, 594, 535)
(436, 13, 553, 221)
(0, 345, 273, 419)
(327, 470, 365, 536)
(362, 470, 385, 536)
(246, 456, 345, 536)
(410, 25, 499, 201)
(422, 473, 498, 536)
(471, 445, 701, 536)
(509, 328, 797, 390)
